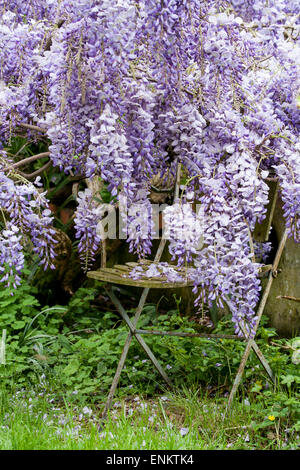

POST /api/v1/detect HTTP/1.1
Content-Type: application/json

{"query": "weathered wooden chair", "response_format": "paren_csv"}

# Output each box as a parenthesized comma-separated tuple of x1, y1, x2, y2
(87, 165, 286, 419)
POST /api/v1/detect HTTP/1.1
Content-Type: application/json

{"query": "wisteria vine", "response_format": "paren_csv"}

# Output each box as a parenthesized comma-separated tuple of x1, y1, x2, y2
(0, 0, 299, 336)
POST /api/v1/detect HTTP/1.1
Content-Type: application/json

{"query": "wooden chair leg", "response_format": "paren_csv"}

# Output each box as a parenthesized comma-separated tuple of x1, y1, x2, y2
(227, 229, 288, 410)
(108, 288, 173, 384)
(101, 286, 150, 419)
(101, 329, 135, 420)
(102, 284, 173, 419)
(251, 340, 274, 382)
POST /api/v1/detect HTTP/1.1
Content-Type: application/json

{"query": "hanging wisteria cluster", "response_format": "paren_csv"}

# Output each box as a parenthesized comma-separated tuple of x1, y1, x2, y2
(0, 154, 57, 289)
(0, 0, 299, 336)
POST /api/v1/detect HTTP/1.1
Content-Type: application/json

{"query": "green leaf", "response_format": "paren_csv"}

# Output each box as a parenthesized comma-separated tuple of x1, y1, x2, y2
(11, 321, 26, 329)
(62, 358, 80, 376)
(250, 381, 263, 393)
(281, 374, 298, 387)
(57, 334, 74, 352)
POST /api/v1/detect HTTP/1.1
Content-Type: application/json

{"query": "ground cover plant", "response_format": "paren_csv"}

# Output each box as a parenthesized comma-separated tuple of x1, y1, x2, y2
(0, 280, 299, 450)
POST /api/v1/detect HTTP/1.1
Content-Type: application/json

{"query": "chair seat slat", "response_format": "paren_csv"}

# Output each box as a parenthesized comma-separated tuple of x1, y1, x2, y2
(87, 266, 194, 288)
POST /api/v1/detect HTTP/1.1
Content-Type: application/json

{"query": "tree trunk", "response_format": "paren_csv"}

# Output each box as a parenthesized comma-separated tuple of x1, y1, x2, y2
(260, 197, 300, 337)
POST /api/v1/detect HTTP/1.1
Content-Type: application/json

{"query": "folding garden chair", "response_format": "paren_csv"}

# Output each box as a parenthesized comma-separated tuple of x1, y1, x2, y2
(87, 164, 286, 419)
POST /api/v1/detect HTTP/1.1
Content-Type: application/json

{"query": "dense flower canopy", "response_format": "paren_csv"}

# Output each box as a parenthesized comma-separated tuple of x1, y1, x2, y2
(0, 0, 299, 337)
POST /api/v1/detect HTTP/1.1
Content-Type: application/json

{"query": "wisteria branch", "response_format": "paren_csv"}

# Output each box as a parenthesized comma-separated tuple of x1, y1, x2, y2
(17, 160, 53, 180)
(5, 152, 51, 171)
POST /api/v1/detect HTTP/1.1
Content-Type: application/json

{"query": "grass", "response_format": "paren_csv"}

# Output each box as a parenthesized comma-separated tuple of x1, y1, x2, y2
(0, 384, 299, 450)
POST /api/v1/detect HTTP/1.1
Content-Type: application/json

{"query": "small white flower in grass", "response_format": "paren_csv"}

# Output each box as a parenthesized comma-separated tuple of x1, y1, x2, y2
(58, 416, 67, 425)
(166, 364, 172, 370)
(82, 406, 93, 417)
(179, 427, 189, 437)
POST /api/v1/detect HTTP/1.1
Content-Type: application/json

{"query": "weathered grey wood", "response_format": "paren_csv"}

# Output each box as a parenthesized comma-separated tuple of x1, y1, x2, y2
(113, 264, 131, 272)
(89, 263, 273, 286)
(107, 288, 173, 387)
(262, 197, 300, 336)
(251, 340, 274, 382)
(135, 329, 243, 340)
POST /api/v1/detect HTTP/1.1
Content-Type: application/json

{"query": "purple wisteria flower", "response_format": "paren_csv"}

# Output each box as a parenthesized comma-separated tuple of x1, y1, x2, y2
(0, 223, 24, 291)
(0, 0, 299, 335)
(163, 202, 204, 266)
(0, 171, 57, 287)
(74, 188, 103, 270)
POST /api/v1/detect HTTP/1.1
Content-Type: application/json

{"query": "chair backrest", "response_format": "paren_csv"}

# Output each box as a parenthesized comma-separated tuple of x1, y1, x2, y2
(100, 162, 182, 269)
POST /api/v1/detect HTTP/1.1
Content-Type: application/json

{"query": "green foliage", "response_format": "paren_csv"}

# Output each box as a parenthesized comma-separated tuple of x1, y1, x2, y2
(0, 274, 40, 334)
(0, 276, 299, 433)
